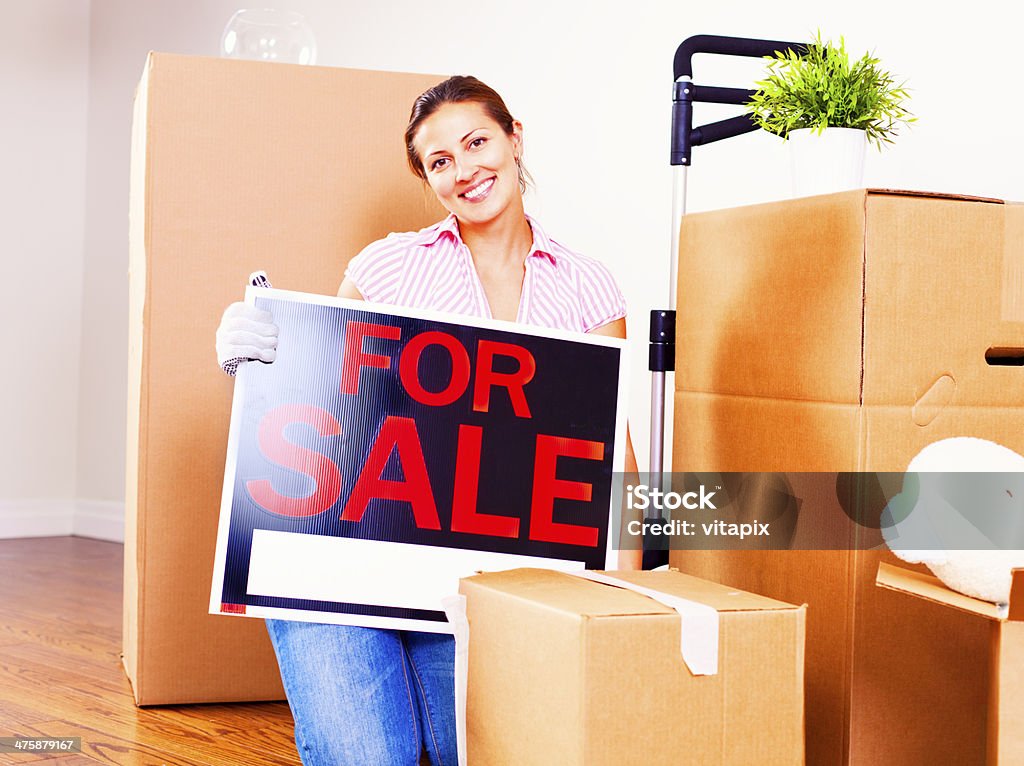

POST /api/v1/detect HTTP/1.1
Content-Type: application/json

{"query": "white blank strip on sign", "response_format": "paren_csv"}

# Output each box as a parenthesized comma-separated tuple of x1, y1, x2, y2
(247, 530, 585, 611)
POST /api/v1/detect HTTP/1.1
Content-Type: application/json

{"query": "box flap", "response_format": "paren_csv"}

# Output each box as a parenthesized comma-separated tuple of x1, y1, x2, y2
(597, 569, 802, 613)
(1009, 569, 1024, 622)
(464, 568, 675, 618)
(463, 568, 801, 618)
(876, 562, 1005, 620)
(865, 188, 1004, 205)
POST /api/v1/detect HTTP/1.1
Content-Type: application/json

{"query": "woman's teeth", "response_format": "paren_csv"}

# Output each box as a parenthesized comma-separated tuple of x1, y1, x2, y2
(463, 178, 494, 200)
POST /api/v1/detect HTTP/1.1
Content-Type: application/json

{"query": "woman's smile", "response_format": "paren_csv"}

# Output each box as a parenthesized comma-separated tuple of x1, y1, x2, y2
(461, 176, 495, 202)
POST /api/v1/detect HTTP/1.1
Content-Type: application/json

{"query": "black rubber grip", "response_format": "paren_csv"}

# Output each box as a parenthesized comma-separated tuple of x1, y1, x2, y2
(691, 114, 759, 146)
(689, 84, 757, 106)
(673, 34, 806, 80)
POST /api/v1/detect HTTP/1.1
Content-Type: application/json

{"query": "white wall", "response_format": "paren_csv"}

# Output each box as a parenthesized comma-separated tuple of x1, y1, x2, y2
(74, 0, 242, 541)
(9, 0, 1024, 537)
(0, 1, 90, 537)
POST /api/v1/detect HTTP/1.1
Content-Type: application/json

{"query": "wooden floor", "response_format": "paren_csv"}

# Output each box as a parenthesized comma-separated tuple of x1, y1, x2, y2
(0, 537, 301, 765)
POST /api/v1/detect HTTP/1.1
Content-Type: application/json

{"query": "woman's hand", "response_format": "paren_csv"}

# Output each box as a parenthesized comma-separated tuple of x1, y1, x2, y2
(215, 302, 279, 375)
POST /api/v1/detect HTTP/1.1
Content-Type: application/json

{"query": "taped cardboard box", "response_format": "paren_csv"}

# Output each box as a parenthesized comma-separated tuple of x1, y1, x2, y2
(459, 568, 806, 765)
(669, 190, 1024, 764)
(877, 563, 1024, 764)
(125, 52, 444, 704)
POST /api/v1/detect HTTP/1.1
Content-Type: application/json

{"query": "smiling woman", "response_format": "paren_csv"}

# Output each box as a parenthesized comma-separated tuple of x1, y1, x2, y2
(215, 74, 638, 766)
(406, 77, 526, 220)
(337, 77, 632, 340)
(415, 101, 522, 224)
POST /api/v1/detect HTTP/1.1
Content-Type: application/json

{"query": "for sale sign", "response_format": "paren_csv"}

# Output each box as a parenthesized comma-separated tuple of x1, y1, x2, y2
(210, 288, 628, 632)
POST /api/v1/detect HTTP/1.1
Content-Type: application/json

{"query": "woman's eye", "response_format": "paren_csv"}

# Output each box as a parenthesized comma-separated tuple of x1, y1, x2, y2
(469, 137, 487, 149)
(430, 157, 449, 171)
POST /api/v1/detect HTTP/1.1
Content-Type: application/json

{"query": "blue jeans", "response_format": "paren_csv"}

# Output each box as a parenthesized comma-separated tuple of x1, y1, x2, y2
(266, 619, 457, 766)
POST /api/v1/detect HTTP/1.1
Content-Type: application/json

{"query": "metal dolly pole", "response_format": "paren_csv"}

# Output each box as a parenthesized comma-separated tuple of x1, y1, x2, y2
(644, 35, 806, 568)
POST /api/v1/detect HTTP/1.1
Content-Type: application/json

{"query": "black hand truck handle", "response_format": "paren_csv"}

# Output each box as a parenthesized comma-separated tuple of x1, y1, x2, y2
(671, 34, 808, 166)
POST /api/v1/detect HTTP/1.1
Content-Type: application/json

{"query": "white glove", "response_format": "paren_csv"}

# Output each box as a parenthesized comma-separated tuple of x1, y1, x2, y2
(216, 302, 279, 376)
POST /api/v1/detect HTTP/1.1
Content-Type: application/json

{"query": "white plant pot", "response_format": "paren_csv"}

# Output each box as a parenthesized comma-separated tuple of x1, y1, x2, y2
(788, 127, 867, 198)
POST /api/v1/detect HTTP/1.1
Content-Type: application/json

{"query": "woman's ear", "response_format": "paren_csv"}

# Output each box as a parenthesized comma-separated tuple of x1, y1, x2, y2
(512, 120, 524, 156)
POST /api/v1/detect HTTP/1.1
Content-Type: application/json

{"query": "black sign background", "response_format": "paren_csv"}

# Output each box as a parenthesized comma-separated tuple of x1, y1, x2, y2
(217, 292, 624, 624)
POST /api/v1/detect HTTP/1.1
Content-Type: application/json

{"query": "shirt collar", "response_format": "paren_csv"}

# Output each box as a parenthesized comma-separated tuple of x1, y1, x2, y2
(421, 213, 558, 265)
(420, 214, 462, 247)
(525, 215, 557, 264)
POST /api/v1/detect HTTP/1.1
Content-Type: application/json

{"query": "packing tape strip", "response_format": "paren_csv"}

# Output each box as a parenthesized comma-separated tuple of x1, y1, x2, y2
(441, 594, 469, 766)
(572, 571, 720, 676)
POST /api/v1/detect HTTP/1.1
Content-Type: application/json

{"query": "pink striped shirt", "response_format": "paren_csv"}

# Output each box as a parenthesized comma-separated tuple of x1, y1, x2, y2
(345, 214, 626, 333)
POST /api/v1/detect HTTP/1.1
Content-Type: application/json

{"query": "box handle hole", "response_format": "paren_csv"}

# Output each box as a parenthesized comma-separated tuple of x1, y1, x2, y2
(985, 347, 1024, 366)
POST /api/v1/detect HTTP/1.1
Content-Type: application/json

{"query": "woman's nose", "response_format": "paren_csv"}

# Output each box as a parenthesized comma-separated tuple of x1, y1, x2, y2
(454, 157, 476, 182)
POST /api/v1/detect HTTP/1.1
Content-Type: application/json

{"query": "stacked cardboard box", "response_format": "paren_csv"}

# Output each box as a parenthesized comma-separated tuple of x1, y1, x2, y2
(460, 568, 806, 765)
(670, 190, 1024, 764)
(125, 53, 444, 704)
(877, 563, 1024, 763)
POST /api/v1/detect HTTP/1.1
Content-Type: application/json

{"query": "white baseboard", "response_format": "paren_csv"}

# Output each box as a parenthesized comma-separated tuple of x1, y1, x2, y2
(0, 499, 124, 542)
(0, 499, 76, 539)
(73, 500, 125, 543)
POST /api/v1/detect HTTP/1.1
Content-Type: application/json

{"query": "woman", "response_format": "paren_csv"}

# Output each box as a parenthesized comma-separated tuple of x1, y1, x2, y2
(216, 75, 639, 766)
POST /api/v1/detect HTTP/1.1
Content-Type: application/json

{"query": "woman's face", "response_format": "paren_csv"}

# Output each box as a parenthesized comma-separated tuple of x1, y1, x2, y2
(412, 101, 523, 228)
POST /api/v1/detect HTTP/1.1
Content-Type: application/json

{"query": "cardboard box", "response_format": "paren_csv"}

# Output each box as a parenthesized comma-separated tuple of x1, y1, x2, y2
(125, 53, 445, 704)
(877, 563, 1024, 764)
(670, 190, 1024, 764)
(459, 568, 806, 765)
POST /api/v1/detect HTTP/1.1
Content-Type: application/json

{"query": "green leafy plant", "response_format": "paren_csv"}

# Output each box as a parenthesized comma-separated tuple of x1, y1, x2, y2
(747, 33, 914, 148)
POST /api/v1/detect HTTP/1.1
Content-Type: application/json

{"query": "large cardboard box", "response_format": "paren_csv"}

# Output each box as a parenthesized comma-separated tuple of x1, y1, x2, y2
(460, 568, 806, 765)
(877, 563, 1024, 764)
(670, 190, 1024, 764)
(125, 53, 444, 704)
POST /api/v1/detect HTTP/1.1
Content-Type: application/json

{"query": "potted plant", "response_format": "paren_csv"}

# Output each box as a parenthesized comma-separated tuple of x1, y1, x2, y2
(747, 33, 914, 197)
